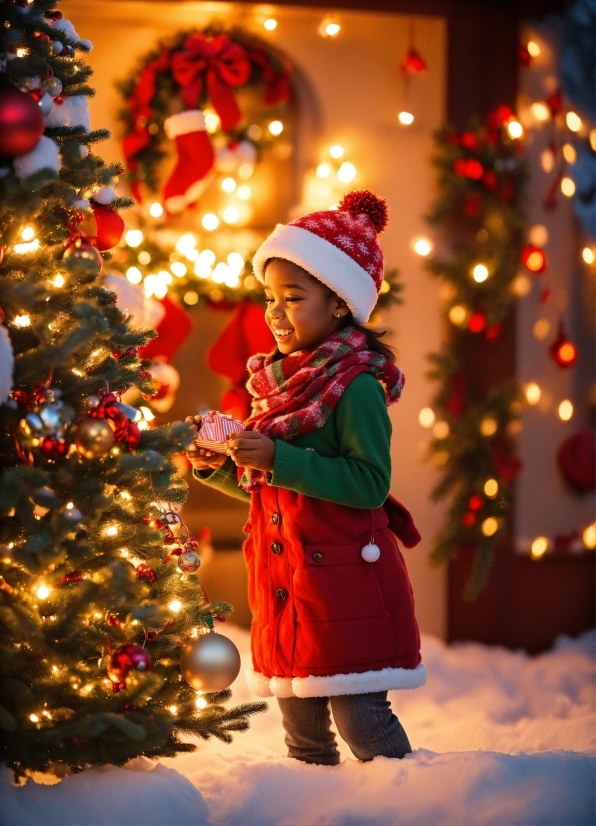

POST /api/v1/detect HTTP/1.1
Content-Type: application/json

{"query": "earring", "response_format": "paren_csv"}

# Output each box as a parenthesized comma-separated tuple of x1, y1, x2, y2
(335, 313, 342, 318)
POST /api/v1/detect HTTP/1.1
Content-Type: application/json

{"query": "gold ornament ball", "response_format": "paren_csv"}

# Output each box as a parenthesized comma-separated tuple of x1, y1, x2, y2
(63, 239, 103, 275)
(180, 631, 241, 692)
(74, 417, 115, 459)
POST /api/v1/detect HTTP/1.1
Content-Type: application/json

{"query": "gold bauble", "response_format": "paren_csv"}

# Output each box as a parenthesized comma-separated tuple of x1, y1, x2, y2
(74, 417, 114, 459)
(180, 631, 241, 692)
(62, 238, 103, 275)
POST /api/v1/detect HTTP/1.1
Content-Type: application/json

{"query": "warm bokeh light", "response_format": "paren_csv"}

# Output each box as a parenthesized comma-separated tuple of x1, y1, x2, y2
(320, 18, 341, 37)
(562, 143, 577, 164)
(221, 177, 236, 193)
(237, 185, 252, 200)
(531, 102, 550, 121)
(527, 40, 541, 57)
(204, 111, 220, 133)
(528, 225, 548, 247)
(223, 206, 240, 224)
(565, 112, 582, 132)
(560, 176, 576, 197)
(202, 213, 219, 231)
(412, 236, 433, 256)
(531, 536, 549, 559)
(196, 696, 208, 709)
(533, 319, 550, 340)
(36, 585, 50, 600)
(398, 111, 414, 125)
(138, 250, 151, 265)
(51, 274, 65, 288)
(263, 18, 277, 30)
(337, 162, 356, 183)
(184, 291, 199, 305)
(329, 145, 344, 159)
(125, 229, 143, 247)
(540, 148, 555, 173)
(582, 247, 595, 265)
(433, 421, 450, 439)
(238, 163, 254, 179)
(170, 261, 187, 277)
(21, 225, 36, 241)
(506, 120, 523, 139)
(480, 417, 498, 437)
(126, 266, 142, 284)
(511, 274, 533, 297)
(472, 264, 489, 283)
(583, 523, 596, 550)
(169, 599, 182, 612)
(481, 517, 499, 537)
(448, 305, 468, 326)
(418, 407, 435, 428)
(484, 478, 498, 498)
(13, 314, 31, 327)
(524, 383, 541, 405)
(316, 162, 331, 178)
(268, 120, 283, 136)
(149, 202, 163, 218)
(558, 399, 573, 421)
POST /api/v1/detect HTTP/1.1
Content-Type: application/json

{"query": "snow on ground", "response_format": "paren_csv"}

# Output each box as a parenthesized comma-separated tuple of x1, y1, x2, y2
(2, 626, 594, 826)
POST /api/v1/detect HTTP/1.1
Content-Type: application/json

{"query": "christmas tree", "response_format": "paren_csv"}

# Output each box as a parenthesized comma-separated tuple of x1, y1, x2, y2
(0, 0, 263, 782)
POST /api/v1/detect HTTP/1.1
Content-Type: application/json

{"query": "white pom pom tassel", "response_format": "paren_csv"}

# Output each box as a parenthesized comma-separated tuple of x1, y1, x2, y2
(361, 543, 380, 563)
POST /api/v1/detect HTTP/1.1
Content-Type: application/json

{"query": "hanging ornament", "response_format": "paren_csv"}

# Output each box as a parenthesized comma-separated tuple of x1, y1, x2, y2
(62, 237, 103, 276)
(468, 310, 487, 333)
(74, 417, 115, 459)
(179, 630, 241, 692)
(86, 392, 141, 450)
(108, 643, 152, 684)
(136, 563, 157, 582)
(144, 361, 181, 413)
(549, 322, 578, 368)
(0, 85, 45, 158)
(556, 429, 596, 492)
(400, 47, 427, 74)
(0, 321, 15, 404)
(518, 44, 532, 66)
(163, 510, 183, 535)
(178, 549, 201, 573)
(18, 388, 74, 460)
(91, 202, 125, 251)
(521, 244, 547, 274)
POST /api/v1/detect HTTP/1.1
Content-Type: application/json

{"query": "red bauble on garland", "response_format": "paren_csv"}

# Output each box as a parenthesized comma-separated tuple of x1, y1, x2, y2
(108, 644, 152, 684)
(549, 322, 578, 368)
(0, 85, 45, 158)
(91, 203, 125, 251)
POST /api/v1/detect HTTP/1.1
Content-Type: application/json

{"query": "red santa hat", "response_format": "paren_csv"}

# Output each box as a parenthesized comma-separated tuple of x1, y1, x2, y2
(252, 190, 388, 324)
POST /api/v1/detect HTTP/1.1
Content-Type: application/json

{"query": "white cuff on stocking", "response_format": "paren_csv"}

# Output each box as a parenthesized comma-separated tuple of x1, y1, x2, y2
(164, 110, 206, 139)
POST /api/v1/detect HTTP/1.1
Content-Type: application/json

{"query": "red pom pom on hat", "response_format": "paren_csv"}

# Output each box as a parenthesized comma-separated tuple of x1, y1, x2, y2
(339, 190, 388, 234)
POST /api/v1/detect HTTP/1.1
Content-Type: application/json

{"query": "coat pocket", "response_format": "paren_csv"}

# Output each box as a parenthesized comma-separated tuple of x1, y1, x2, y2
(293, 541, 386, 623)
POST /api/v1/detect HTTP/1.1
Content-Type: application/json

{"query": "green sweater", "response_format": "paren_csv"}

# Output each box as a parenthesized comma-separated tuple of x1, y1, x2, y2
(193, 372, 392, 510)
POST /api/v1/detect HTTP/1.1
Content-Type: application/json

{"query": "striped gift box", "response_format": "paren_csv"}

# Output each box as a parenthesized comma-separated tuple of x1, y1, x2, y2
(194, 410, 244, 454)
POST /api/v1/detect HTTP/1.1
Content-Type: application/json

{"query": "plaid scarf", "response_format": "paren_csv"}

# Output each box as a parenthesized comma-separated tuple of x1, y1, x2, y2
(237, 326, 405, 491)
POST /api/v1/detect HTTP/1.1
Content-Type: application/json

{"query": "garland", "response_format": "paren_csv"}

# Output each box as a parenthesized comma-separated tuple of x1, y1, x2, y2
(424, 105, 528, 599)
(117, 26, 294, 200)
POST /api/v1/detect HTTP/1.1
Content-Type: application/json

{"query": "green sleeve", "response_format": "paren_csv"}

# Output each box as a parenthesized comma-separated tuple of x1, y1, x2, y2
(192, 457, 251, 502)
(270, 373, 392, 509)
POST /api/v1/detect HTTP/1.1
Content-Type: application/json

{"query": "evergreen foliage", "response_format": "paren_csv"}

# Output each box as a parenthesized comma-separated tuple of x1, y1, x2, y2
(0, 0, 264, 782)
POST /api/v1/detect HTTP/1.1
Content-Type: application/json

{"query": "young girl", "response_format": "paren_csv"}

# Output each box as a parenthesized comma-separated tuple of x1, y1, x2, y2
(187, 190, 425, 765)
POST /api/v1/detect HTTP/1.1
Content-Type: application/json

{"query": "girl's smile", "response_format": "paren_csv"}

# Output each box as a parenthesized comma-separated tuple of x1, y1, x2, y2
(263, 259, 348, 354)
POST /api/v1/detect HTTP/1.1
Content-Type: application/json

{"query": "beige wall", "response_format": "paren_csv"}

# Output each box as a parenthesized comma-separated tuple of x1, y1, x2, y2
(64, 0, 448, 638)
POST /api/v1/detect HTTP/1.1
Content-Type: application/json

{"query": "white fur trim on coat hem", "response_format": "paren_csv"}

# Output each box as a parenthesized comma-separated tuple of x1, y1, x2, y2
(246, 663, 426, 698)
(252, 224, 379, 324)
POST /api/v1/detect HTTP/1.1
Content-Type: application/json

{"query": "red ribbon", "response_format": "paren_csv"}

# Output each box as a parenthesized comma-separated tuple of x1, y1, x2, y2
(89, 392, 141, 450)
(170, 34, 251, 131)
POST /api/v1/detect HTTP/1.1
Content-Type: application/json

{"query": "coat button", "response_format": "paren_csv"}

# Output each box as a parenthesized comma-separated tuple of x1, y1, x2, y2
(271, 512, 280, 525)
(312, 551, 324, 562)
(276, 588, 287, 601)
(271, 542, 282, 555)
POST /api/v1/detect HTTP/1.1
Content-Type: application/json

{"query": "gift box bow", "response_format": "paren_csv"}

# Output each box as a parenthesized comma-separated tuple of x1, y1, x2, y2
(195, 410, 244, 454)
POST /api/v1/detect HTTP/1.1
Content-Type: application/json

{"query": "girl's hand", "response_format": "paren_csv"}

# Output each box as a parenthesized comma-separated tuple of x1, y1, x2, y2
(226, 430, 276, 472)
(185, 415, 227, 471)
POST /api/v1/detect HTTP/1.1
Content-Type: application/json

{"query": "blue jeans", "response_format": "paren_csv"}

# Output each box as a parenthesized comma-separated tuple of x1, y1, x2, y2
(277, 692, 412, 765)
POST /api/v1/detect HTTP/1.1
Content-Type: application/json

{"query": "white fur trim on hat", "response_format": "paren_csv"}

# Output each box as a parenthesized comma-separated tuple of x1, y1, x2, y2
(164, 110, 206, 139)
(246, 663, 427, 698)
(253, 224, 379, 324)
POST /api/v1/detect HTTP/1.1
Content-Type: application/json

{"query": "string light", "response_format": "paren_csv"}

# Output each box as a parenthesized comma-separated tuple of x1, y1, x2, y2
(558, 399, 573, 421)
(237, 185, 252, 200)
(21, 226, 36, 241)
(316, 162, 331, 178)
(540, 148, 556, 173)
(268, 120, 283, 136)
(524, 383, 541, 405)
(528, 225, 548, 247)
(565, 112, 582, 132)
(36, 585, 50, 600)
(411, 236, 433, 256)
(138, 250, 151, 265)
(583, 523, 596, 550)
(168, 705, 178, 715)
(51, 274, 65, 288)
(506, 120, 523, 139)
(170, 261, 187, 277)
(527, 40, 541, 57)
(13, 314, 31, 327)
(418, 408, 435, 428)
(481, 517, 499, 537)
(221, 177, 236, 193)
(105, 525, 118, 536)
(533, 319, 550, 340)
(433, 421, 450, 439)
(590, 129, 596, 151)
(562, 143, 577, 164)
(263, 18, 277, 31)
(169, 599, 182, 612)
(29, 713, 40, 723)
(195, 696, 208, 709)
(184, 291, 199, 305)
(511, 274, 532, 297)
(337, 162, 356, 183)
(448, 305, 468, 326)
(484, 478, 498, 498)
(149, 202, 163, 218)
(14, 238, 39, 254)
(398, 111, 414, 125)
(223, 206, 240, 224)
(480, 417, 498, 437)
(202, 214, 219, 231)
(560, 177, 576, 197)
(125, 229, 143, 247)
(582, 247, 594, 265)
(472, 264, 489, 283)
(126, 266, 142, 284)
(329, 145, 344, 159)
(319, 17, 341, 37)
(531, 102, 550, 121)
(531, 536, 548, 559)
(238, 163, 254, 179)
(204, 111, 220, 133)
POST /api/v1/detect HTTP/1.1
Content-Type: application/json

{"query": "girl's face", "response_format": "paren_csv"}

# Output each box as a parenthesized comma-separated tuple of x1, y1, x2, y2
(263, 259, 347, 354)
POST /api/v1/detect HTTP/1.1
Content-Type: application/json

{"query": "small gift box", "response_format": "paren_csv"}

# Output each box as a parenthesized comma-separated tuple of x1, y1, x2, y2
(194, 410, 244, 455)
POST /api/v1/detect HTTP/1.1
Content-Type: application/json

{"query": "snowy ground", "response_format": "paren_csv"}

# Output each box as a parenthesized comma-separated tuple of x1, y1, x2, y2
(2, 625, 594, 826)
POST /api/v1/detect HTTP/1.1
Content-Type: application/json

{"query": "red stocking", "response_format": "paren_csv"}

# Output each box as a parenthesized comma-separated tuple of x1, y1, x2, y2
(163, 110, 215, 214)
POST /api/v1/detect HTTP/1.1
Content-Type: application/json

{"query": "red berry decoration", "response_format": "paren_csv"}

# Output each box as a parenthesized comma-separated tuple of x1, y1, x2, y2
(108, 644, 152, 684)
(38, 436, 69, 460)
(136, 563, 157, 582)
(468, 310, 487, 333)
(0, 86, 45, 157)
(521, 244, 547, 274)
(468, 495, 484, 511)
(549, 322, 578, 368)
(91, 203, 125, 251)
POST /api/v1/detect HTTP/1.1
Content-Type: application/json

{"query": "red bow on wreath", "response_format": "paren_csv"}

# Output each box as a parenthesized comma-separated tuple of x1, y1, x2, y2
(89, 392, 141, 450)
(171, 34, 251, 132)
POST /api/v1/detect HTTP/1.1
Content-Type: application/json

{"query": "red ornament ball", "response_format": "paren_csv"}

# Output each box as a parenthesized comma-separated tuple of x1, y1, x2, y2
(0, 86, 45, 158)
(521, 244, 547, 274)
(518, 45, 532, 66)
(453, 158, 484, 180)
(400, 47, 428, 74)
(468, 495, 484, 511)
(38, 436, 69, 461)
(556, 428, 595, 492)
(549, 323, 578, 368)
(468, 311, 487, 333)
(108, 643, 152, 684)
(462, 511, 476, 527)
(91, 203, 125, 251)
(136, 563, 157, 582)
(460, 131, 480, 151)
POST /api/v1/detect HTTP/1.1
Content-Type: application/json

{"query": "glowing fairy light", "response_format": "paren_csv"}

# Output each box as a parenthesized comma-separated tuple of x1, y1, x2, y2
(398, 111, 414, 125)
(13, 314, 31, 327)
(418, 408, 435, 428)
(481, 517, 499, 537)
(484, 479, 498, 498)
(412, 236, 433, 256)
(329, 145, 344, 159)
(560, 177, 576, 197)
(125, 229, 143, 247)
(472, 264, 489, 283)
(268, 120, 284, 136)
(558, 400, 573, 421)
(565, 112, 582, 132)
(21, 226, 35, 241)
(223, 206, 240, 224)
(237, 185, 252, 200)
(263, 18, 277, 31)
(149, 202, 163, 218)
(170, 261, 187, 277)
(448, 305, 468, 326)
(337, 162, 356, 183)
(531, 536, 548, 558)
(202, 213, 219, 231)
(527, 40, 541, 57)
(169, 599, 182, 612)
(126, 267, 142, 284)
(506, 120, 523, 139)
(316, 163, 332, 178)
(524, 383, 541, 405)
(36, 585, 51, 600)
(531, 102, 550, 121)
(221, 177, 236, 193)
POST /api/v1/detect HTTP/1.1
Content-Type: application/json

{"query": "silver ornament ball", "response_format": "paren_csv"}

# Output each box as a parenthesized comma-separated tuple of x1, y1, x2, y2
(178, 550, 201, 573)
(180, 631, 241, 692)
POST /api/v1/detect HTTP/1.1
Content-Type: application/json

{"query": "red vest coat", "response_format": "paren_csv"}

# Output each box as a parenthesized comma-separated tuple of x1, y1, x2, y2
(243, 484, 426, 698)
